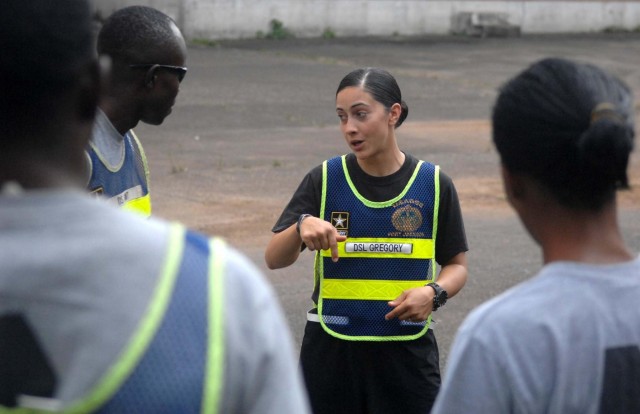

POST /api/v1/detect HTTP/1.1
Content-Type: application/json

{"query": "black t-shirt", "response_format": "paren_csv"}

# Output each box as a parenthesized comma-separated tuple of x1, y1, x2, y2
(272, 153, 468, 265)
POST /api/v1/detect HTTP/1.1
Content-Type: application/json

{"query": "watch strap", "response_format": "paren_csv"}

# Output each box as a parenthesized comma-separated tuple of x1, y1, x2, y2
(296, 214, 312, 234)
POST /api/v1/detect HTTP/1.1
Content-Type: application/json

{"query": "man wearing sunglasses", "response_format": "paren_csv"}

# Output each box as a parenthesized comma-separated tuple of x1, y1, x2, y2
(87, 5, 188, 217)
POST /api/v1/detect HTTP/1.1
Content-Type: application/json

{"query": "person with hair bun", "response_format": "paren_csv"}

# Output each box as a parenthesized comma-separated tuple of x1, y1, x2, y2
(433, 58, 639, 413)
(265, 67, 468, 413)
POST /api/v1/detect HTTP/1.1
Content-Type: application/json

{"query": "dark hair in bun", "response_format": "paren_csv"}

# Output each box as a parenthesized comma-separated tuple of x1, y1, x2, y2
(492, 58, 634, 211)
(337, 67, 409, 128)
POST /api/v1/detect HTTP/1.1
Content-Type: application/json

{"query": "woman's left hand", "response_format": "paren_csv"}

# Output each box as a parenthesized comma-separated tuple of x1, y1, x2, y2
(384, 286, 434, 321)
(384, 252, 468, 322)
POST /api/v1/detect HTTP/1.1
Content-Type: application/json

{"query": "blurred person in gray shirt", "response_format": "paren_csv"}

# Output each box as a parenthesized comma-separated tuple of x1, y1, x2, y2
(0, 1, 310, 413)
(433, 57, 639, 414)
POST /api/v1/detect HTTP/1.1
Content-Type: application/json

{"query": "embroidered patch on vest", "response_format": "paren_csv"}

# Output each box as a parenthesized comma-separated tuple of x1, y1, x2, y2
(391, 203, 423, 233)
(331, 211, 349, 237)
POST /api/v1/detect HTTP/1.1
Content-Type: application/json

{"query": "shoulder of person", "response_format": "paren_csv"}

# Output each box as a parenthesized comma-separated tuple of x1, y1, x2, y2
(309, 163, 323, 179)
(438, 169, 455, 190)
(409, 155, 455, 187)
(457, 274, 555, 343)
(217, 241, 278, 305)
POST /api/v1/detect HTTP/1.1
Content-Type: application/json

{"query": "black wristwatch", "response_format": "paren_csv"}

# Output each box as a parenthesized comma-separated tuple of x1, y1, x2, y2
(426, 282, 448, 311)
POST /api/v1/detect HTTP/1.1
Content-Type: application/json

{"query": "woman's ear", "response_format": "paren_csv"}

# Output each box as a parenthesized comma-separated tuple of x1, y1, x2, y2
(388, 102, 402, 126)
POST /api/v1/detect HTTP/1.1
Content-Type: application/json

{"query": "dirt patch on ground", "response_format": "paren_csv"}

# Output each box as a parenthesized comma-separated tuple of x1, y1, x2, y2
(152, 116, 640, 246)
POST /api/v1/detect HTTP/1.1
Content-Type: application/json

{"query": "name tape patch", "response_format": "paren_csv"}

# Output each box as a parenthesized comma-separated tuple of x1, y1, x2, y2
(345, 242, 413, 254)
(109, 185, 143, 206)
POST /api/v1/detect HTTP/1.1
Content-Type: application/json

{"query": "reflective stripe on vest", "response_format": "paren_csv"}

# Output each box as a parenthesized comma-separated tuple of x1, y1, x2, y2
(88, 130, 152, 217)
(317, 155, 440, 341)
(57, 225, 225, 414)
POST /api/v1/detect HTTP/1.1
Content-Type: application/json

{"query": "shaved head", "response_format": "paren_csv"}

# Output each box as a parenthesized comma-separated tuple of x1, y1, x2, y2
(98, 6, 183, 64)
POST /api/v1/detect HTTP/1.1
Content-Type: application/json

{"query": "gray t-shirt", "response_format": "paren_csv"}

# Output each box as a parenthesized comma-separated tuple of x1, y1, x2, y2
(0, 187, 310, 413)
(433, 256, 640, 414)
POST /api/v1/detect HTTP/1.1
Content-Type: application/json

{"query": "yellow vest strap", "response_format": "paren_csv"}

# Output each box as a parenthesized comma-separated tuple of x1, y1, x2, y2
(321, 279, 429, 301)
(202, 238, 226, 414)
(122, 193, 152, 218)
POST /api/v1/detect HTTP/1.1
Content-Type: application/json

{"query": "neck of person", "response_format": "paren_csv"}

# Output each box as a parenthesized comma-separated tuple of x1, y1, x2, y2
(0, 124, 90, 190)
(356, 146, 406, 177)
(528, 200, 634, 265)
(99, 96, 138, 136)
(0, 157, 85, 190)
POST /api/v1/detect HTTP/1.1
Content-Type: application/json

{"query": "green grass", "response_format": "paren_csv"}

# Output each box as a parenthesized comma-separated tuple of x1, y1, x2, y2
(190, 38, 220, 48)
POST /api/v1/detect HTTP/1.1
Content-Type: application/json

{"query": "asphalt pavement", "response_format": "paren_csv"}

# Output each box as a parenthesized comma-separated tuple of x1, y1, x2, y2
(135, 32, 640, 370)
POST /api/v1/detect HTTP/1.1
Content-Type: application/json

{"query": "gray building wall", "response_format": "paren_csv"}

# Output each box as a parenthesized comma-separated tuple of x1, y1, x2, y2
(92, 0, 640, 39)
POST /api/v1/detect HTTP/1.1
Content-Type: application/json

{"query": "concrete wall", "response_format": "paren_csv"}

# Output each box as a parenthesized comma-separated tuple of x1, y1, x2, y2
(92, 0, 640, 39)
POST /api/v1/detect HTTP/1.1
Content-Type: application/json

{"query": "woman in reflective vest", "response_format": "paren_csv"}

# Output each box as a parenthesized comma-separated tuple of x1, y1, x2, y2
(265, 67, 469, 414)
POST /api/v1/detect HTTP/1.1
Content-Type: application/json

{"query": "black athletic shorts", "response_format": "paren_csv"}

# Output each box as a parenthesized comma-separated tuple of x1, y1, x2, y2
(299, 318, 441, 414)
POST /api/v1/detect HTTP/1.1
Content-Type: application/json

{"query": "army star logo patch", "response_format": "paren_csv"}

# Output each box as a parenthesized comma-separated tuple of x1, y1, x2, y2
(331, 211, 349, 237)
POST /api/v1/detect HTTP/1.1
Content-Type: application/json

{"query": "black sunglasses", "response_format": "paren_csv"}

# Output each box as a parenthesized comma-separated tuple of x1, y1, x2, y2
(129, 64, 188, 83)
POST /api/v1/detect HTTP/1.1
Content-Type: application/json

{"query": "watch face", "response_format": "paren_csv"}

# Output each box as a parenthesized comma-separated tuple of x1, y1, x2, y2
(434, 283, 447, 306)
(427, 282, 447, 310)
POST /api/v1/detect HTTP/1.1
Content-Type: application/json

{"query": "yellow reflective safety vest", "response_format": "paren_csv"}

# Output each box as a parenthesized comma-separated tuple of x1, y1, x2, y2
(88, 130, 152, 217)
(26, 225, 225, 414)
(316, 155, 439, 341)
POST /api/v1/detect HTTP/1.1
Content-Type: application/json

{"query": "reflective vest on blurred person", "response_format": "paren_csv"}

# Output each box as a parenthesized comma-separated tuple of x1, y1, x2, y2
(88, 129, 151, 217)
(66, 228, 225, 413)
